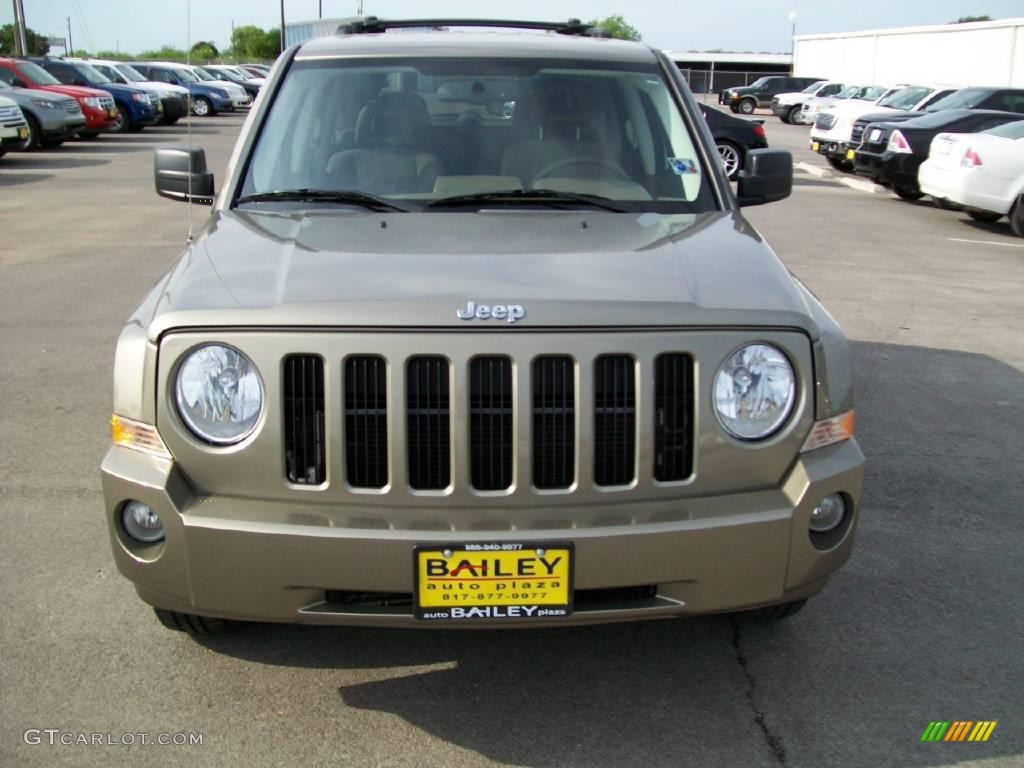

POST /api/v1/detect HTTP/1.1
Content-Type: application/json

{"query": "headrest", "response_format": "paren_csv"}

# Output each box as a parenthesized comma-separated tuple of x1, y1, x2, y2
(355, 91, 431, 147)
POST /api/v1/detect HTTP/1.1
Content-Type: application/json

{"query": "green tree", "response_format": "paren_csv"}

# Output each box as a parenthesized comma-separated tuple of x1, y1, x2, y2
(0, 24, 51, 55)
(137, 45, 189, 61)
(190, 40, 219, 60)
(231, 25, 280, 61)
(952, 15, 992, 22)
(587, 14, 641, 41)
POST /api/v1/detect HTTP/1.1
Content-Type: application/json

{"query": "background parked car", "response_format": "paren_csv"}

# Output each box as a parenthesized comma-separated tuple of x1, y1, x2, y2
(0, 94, 28, 158)
(0, 57, 116, 137)
(854, 109, 1023, 199)
(719, 75, 822, 114)
(203, 64, 264, 99)
(772, 80, 844, 124)
(699, 104, 768, 180)
(83, 59, 190, 124)
(918, 119, 1024, 234)
(190, 65, 250, 109)
(131, 62, 234, 116)
(0, 79, 85, 149)
(30, 57, 159, 133)
(239, 64, 271, 78)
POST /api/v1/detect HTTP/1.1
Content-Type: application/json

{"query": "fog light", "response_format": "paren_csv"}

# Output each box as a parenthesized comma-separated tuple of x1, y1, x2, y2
(809, 493, 846, 533)
(122, 501, 164, 543)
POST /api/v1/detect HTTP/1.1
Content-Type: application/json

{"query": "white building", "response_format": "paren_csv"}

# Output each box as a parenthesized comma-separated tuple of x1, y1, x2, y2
(793, 17, 1024, 87)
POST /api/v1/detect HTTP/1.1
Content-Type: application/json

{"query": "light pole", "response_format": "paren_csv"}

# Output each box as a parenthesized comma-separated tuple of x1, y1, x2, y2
(788, 11, 798, 60)
(279, 0, 286, 53)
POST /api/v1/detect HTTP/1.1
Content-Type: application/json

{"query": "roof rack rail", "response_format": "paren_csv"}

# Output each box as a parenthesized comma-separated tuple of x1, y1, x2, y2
(336, 17, 609, 38)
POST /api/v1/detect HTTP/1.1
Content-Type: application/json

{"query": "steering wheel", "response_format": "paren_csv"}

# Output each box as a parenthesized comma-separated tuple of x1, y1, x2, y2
(530, 157, 631, 188)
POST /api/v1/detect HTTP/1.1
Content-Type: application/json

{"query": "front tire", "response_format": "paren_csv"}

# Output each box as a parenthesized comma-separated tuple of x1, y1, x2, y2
(716, 140, 743, 181)
(826, 156, 853, 173)
(738, 98, 756, 115)
(191, 96, 212, 117)
(22, 113, 43, 149)
(111, 105, 132, 133)
(787, 105, 802, 124)
(77, 131, 100, 140)
(966, 209, 1002, 224)
(893, 186, 924, 201)
(1010, 195, 1024, 237)
(154, 608, 235, 636)
(737, 599, 808, 622)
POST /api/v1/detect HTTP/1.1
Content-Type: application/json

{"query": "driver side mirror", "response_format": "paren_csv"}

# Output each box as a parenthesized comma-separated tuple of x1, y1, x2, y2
(11, 77, 27, 88)
(154, 147, 215, 205)
(737, 149, 792, 206)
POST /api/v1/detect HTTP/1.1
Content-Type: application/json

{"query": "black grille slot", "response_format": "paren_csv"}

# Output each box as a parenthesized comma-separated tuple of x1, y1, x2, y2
(283, 355, 326, 485)
(469, 356, 513, 491)
(654, 354, 694, 482)
(344, 356, 388, 489)
(407, 357, 451, 490)
(593, 355, 636, 486)
(532, 356, 575, 489)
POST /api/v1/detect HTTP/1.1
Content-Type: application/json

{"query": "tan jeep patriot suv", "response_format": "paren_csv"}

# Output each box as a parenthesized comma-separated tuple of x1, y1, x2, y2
(102, 18, 864, 634)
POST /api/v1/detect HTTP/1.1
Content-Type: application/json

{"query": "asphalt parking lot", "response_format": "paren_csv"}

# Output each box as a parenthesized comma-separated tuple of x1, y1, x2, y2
(1, 111, 1022, 768)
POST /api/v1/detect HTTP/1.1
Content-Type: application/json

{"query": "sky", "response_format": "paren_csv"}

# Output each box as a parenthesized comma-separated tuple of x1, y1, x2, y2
(12, 0, 1024, 55)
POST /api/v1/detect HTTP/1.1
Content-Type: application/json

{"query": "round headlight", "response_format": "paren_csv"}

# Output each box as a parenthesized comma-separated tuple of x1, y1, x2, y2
(175, 344, 263, 444)
(714, 344, 796, 440)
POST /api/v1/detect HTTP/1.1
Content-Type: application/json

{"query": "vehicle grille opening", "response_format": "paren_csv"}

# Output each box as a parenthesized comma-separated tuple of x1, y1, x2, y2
(593, 355, 636, 486)
(283, 355, 326, 485)
(532, 356, 575, 490)
(407, 356, 451, 490)
(654, 354, 694, 482)
(344, 355, 388, 489)
(324, 590, 413, 608)
(469, 356, 513, 491)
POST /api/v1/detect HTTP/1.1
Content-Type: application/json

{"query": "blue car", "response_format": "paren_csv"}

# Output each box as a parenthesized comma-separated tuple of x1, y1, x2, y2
(131, 63, 234, 116)
(29, 57, 159, 132)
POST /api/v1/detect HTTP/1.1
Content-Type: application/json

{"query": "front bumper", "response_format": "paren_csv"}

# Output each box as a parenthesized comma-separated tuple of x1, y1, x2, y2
(160, 97, 188, 121)
(810, 138, 856, 162)
(102, 439, 865, 628)
(853, 149, 919, 189)
(81, 105, 117, 131)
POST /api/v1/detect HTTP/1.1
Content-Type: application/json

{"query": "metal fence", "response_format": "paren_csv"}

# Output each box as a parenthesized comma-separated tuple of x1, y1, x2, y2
(676, 69, 790, 95)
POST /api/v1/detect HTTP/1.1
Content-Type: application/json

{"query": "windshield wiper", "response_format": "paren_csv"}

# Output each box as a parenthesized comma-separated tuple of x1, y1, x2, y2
(426, 189, 630, 212)
(236, 189, 411, 212)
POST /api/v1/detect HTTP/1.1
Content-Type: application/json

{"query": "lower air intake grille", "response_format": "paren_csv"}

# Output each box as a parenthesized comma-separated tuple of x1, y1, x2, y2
(407, 356, 451, 490)
(283, 355, 326, 485)
(345, 356, 388, 488)
(593, 355, 636, 486)
(469, 356, 513, 491)
(532, 356, 575, 489)
(654, 354, 694, 482)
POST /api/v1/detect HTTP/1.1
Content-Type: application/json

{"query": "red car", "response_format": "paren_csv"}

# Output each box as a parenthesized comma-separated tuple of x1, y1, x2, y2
(0, 57, 117, 136)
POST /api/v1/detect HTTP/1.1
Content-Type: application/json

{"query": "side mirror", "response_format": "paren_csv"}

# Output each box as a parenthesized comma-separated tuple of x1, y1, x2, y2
(737, 149, 792, 206)
(12, 77, 27, 88)
(154, 147, 215, 205)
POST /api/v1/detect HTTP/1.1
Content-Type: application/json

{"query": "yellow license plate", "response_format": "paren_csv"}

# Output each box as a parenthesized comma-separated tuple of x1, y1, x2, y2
(108, 108, 117, 118)
(18, 127, 28, 139)
(415, 543, 573, 620)
(846, 148, 856, 160)
(811, 141, 820, 151)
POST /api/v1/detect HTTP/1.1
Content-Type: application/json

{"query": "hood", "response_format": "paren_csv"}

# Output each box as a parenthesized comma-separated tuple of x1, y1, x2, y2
(32, 83, 111, 100)
(143, 210, 821, 340)
(0, 94, 18, 108)
(4, 86, 76, 105)
(148, 81, 189, 96)
(90, 81, 146, 97)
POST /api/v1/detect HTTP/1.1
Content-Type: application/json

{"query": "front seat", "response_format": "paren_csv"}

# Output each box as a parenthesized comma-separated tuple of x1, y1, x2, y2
(326, 92, 443, 195)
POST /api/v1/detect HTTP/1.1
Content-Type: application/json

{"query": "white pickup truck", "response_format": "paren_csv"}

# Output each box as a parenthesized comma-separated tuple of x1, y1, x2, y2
(771, 81, 844, 124)
(0, 94, 28, 159)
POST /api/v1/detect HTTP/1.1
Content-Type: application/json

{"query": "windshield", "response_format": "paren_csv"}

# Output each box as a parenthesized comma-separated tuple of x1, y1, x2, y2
(15, 60, 61, 85)
(984, 119, 1024, 139)
(193, 67, 216, 81)
(802, 81, 826, 94)
(72, 62, 111, 84)
(853, 86, 885, 101)
(223, 67, 249, 79)
(240, 58, 715, 213)
(174, 68, 198, 82)
(749, 77, 771, 88)
(114, 64, 147, 82)
(834, 86, 858, 99)
(91, 64, 126, 83)
(925, 88, 987, 111)
(877, 86, 930, 110)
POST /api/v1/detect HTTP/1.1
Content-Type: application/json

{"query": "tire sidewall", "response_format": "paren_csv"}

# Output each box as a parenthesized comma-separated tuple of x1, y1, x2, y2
(739, 99, 756, 115)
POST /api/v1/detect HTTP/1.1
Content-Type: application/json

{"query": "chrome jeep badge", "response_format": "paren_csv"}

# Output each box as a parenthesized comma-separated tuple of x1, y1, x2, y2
(456, 301, 525, 323)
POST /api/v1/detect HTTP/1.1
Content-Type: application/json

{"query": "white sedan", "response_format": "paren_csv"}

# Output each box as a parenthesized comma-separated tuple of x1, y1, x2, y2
(919, 119, 1024, 236)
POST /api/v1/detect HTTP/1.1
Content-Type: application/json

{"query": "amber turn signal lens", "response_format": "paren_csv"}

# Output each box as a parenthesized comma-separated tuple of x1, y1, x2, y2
(800, 410, 854, 453)
(111, 415, 171, 459)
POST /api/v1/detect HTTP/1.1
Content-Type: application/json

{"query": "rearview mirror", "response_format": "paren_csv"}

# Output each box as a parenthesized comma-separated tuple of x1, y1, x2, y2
(737, 149, 792, 206)
(154, 147, 215, 205)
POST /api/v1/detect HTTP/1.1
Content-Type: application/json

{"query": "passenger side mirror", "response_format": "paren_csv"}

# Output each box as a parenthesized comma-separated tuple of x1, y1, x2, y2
(736, 149, 792, 206)
(12, 77, 27, 88)
(154, 147, 215, 205)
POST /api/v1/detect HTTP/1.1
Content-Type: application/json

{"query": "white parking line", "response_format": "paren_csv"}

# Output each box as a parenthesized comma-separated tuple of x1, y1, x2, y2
(947, 237, 1024, 249)
(793, 162, 887, 194)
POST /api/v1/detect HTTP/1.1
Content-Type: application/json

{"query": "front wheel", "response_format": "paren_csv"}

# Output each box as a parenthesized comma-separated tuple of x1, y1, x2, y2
(966, 209, 1002, 224)
(191, 96, 212, 117)
(826, 156, 853, 173)
(716, 140, 742, 181)
(737, 599, 808, 622)
(154, 608, 236, 636)
(738, 98, 756, 115)
(1010, 195, 1024, 237)
(893, 186, 924, 201)
(77, 131, 99, 140)
(111, 105, 131, 133)
(787, 105, 803, 124)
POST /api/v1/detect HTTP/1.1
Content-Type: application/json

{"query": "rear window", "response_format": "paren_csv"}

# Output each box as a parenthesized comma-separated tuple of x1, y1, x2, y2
(983, 119, 1024, 139)
(239, 57, 717, 213)
(926, 88, 990, 111)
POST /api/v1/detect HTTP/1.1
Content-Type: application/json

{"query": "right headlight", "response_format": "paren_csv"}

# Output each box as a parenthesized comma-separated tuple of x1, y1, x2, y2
(714, 343, 796, 440)
(83, 97, 101, 108)
(175, 344, 264, 445)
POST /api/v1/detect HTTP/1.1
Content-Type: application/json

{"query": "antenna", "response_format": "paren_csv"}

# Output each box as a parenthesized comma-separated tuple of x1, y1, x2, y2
(185, 0, 194, 242)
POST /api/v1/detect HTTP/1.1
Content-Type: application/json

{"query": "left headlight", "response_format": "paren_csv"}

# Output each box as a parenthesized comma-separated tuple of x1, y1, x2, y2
(714, 344, 796, 440)
(175, 344, 264, 445)
(30, 98, 58, 109)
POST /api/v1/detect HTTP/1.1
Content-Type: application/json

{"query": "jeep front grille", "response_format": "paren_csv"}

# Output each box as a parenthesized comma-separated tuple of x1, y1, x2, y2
(406, 356, 451, 490)
(345, 356, 388, 489)
(283, 355, 326, 485)
(532, 356, 575, 490)
(278, 350, 695, 493)
(469, 356, 513, 491)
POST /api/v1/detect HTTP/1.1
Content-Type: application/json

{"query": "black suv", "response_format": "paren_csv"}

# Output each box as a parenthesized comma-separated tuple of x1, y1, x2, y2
(720, 76, 823, 115)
